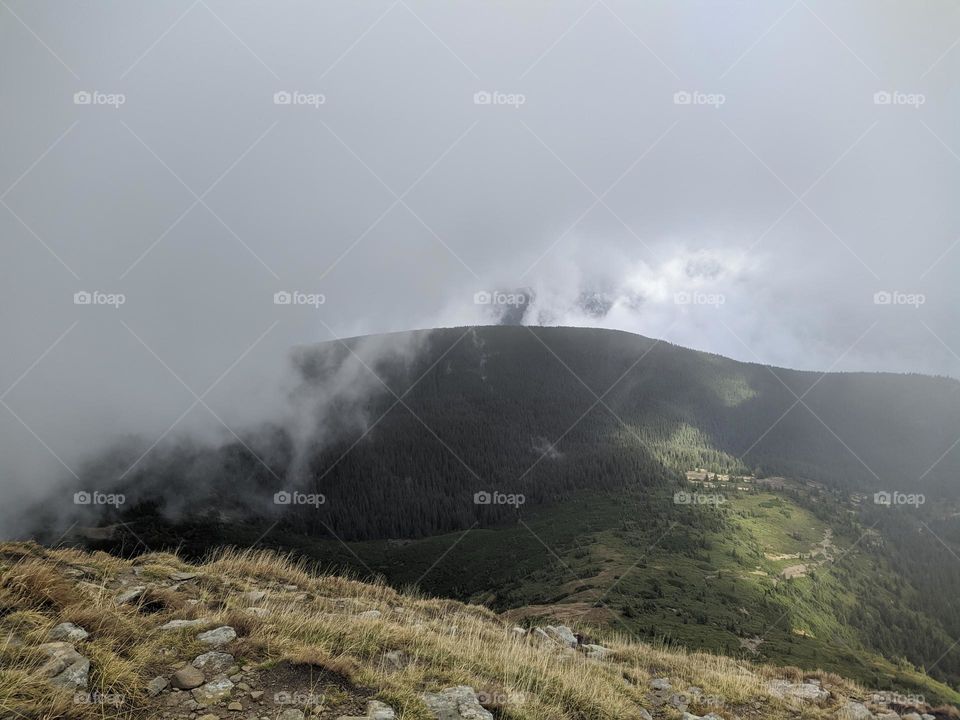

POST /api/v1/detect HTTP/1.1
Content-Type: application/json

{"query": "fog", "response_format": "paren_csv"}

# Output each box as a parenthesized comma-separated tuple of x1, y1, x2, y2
(1, 1, 958, 534)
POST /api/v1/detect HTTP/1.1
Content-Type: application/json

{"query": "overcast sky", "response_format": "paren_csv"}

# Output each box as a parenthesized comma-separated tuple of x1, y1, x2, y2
(2, 1, 959, 523)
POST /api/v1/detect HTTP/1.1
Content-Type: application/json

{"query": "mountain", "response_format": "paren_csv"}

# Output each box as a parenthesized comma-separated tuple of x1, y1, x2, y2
(2, 541, 957, 720)
(33, 326, 960, 702)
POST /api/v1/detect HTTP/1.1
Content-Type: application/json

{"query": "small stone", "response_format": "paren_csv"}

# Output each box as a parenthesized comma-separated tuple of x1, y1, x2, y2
(250, 691, 264, 701)
(192, 652, 235, 674)
(230, 673, 242, 682)
(171, 666, 205, 690)
(196, 626, 237, 647)
(511, 626, 526, 636)
(356, 610, 381, 620)
(170, 571, 198, 581)
(277, 710, 305, 720)
(651, 678, 672, 691)
(115, 585, 146, 605)
(198, 715, 220, 720)
(192, 677, 234, 705)
(36, 642, 89, 690)
(421, 686, 493, 720)
(582, 643, 610, 660)
(49, 622, 89, 643)
(366, 700, 396, 719)
(147, 675, 169, 696)
(544, 625, 578, 648)
(228, 701, 243, 711)
(237, 682, 251, 692)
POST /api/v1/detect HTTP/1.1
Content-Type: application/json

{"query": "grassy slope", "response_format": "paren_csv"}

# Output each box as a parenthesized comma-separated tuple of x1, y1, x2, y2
(241, 484, 960, 706)
(0, 541, 937, 720)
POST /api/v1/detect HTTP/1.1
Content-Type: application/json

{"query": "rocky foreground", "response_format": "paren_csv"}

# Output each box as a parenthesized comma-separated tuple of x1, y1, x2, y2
(0, 542, 955, 720)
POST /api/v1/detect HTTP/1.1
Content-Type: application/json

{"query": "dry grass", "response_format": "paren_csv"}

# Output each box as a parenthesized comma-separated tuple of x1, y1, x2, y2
(0, 542, 901, 720)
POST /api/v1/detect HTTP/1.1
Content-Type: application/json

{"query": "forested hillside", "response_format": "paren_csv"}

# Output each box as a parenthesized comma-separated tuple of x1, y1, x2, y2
(67, 326, 960, 541)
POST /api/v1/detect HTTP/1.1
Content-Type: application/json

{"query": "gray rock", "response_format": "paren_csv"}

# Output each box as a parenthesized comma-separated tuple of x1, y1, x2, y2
(114, 585, 146, 605)
(196, 625, 237, 647)
(278, 710, 305, 720)
(766, 679, 830, 703)
(422, 685, 494, 720)
(875, 713, 900, 720)
(243, 590, 267, 604)
(37, 641, 89, 690)
(638, 711, 652, 720)
(147, 676, 169, 696)
(650, 678, 672, 691)
(191, 677, 234, 705)
(581, 643, 610, 660)
(530, 627, 551, 643)
(192, 651, 235, 674)
(158, 618, 209, 631)
(901, 714, 922, 720)
(170, 571, 198, 581)
(838, 701, 875, 720)
(543, 625, 577, 648)
(357, 610, 381, 620)
(171, 666, 205, 690)
(49, 622, 89, 643)
(511, 626, 526, 636)
(367, 700, 396, 719)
